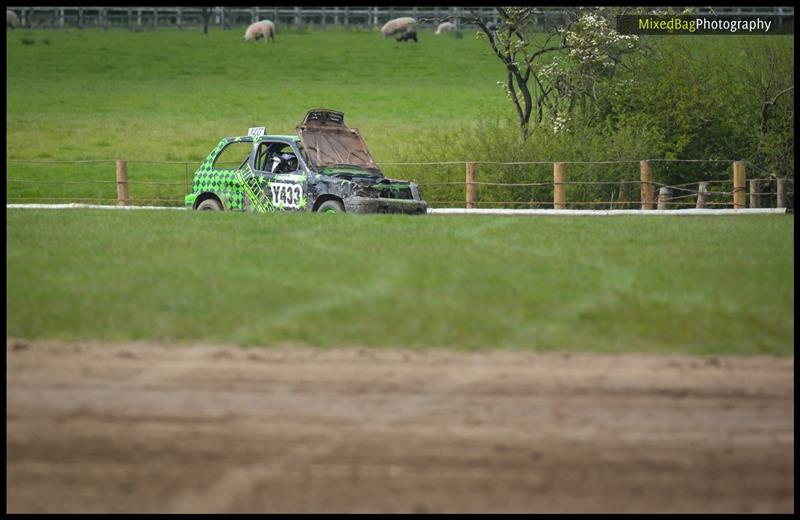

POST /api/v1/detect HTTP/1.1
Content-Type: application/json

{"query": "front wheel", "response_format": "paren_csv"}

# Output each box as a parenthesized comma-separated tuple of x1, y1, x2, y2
(317, 200, 345, 213)
(197, 198, 223, 211)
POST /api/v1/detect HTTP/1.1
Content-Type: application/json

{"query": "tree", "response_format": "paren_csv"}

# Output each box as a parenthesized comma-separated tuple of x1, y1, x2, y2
(426, 7, 646, 139)
(739, 38, 794, 179)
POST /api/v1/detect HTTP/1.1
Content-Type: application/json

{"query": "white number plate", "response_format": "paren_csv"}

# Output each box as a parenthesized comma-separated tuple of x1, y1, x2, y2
(269, 182, 304, 209)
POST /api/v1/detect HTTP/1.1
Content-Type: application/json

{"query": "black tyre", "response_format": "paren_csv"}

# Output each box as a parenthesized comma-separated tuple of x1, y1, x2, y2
(317, 199, 345, 213)
(197, 198, 223, 211)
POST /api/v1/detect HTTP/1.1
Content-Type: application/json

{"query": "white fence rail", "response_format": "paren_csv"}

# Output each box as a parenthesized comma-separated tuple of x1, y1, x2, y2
(6, 6, 794, 30)
(6, 7, 494, 30)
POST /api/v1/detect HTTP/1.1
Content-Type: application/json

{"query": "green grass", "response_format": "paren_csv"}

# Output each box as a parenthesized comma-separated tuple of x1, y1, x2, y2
(6, 27, 506, 162)
(6, 210, 794, 356)
(7, 28, 782, 207)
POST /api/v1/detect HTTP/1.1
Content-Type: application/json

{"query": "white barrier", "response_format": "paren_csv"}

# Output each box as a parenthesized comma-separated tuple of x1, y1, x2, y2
(6, 204, 789, 215)
(428, 208, 789, 216)
(6, 203, 185, 211)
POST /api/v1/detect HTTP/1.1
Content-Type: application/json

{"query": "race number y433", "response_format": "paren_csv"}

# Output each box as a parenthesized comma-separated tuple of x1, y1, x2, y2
(269, 183, 304, 209)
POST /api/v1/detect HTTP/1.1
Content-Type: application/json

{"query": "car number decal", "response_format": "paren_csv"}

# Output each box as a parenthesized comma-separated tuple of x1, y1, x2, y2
(269, 183, 304, 209)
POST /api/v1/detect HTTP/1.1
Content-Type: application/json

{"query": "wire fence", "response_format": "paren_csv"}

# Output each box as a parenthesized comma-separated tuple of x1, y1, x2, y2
(6, 159, 193, 207)
(5, 158, 795, 211)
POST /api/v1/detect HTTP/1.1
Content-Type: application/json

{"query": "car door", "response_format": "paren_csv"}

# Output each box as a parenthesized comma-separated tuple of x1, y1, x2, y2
(251, 140, 309, 212)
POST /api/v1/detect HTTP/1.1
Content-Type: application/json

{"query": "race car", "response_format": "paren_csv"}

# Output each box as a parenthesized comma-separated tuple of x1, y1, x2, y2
(185, 109, 428, 214)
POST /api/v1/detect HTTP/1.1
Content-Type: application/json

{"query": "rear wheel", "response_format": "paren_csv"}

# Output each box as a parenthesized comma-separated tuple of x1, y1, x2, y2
(318, 200, 345, 213)
(197, 198, 223, 211)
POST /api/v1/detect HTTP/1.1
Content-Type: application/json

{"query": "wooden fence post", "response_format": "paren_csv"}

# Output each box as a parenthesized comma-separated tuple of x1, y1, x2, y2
(639, 160, 654, 210)
(466, 161, 477, 209)
(116, 160, 129, 206)
(657, 187, 672, 210)
(553, 162, 566, 210)
(749, 179, 760, 208)
(733, 160, 746, 209)
(776, 178, 786, 208)
(696, 181, 709, 209)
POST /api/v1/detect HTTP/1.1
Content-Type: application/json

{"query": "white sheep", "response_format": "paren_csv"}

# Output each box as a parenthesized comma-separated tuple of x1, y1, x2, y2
(7, 10, 18, 29)
(435, 22, 456, 35)
(380, 17, 416, 38)
(244, 19, 275, 43)
(258, 19, 276, 41)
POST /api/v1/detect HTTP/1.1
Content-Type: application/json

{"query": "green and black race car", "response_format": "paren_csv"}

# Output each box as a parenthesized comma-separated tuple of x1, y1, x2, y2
(185, 109, 427, 214)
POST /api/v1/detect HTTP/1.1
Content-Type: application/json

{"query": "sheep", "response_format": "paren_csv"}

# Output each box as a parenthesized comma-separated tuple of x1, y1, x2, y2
(380, 17, 417, 41)
(396, 30, 417, 43)
(435, 22, 456, 35)
(7, 10, 18, 29)
(244, 19, 275, 43)
(258, 19, 276, 41)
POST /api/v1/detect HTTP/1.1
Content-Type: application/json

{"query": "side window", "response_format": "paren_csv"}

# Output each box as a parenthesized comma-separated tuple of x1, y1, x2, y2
(212, 142, 252, 170)
(254, 142, 278, 172)
(255, 142, 300, 174)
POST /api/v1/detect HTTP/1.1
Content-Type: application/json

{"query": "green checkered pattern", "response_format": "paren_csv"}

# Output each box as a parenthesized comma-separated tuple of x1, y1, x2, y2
(189, 135, 313, 213)
(190, 136, 256, 211)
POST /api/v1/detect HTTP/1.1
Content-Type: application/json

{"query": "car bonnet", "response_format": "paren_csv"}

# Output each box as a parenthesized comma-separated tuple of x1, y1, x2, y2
(295, 109, 380, 171)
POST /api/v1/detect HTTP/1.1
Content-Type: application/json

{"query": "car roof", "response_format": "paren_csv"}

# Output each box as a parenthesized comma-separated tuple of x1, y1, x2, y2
(224, 135, 299, 142)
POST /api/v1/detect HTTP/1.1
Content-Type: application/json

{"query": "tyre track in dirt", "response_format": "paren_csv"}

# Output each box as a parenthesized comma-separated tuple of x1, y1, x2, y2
(6, 339, 794, 513)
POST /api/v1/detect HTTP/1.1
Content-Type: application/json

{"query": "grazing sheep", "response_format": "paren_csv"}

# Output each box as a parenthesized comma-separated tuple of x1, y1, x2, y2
(380, 16, 417, 39)
(7, 9, 18, 29)
(435, 22, 456, 35)
(258, 19, 276, 42)
(244, 19, 275, 43)
(396, 30, 417, 42)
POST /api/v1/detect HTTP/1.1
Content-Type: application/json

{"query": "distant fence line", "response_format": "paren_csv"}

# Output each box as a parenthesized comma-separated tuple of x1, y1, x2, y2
(7, 6, 494, 30)
(5, 158, 795, 211)
(6, 6, 795, 31)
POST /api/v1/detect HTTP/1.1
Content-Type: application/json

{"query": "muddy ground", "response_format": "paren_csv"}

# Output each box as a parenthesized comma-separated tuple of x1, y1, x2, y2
(6, 338, 794, 513)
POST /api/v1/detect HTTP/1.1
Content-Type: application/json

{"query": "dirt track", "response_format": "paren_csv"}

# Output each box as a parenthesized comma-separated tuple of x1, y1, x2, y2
(6, 339, 794, 513)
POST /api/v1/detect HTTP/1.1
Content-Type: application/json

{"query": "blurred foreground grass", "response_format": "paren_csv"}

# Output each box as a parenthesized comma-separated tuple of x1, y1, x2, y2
(6, 210, 794, 355)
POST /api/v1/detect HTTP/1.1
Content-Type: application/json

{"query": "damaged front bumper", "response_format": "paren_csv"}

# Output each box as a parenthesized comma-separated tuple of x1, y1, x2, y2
(343, 196, 428, 215)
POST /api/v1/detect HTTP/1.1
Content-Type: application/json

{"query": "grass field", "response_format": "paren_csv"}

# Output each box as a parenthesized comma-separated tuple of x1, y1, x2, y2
(6, 28, 765, 206)
(6, 28, 505, 161)
(6, 28, 794, 357)
(6, 210, 794, 355)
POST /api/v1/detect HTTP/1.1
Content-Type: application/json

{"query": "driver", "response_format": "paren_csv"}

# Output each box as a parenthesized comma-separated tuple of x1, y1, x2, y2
(270, 151, 299, 173)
